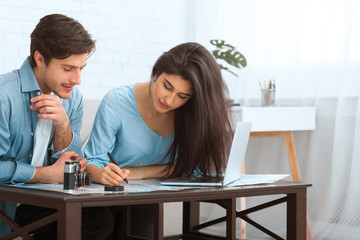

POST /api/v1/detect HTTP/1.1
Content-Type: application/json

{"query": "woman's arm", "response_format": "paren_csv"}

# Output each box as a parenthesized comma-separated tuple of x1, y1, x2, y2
(126, 164, 174, 180)
(86, 164, 173, 185)
(85, 164, 105, 184)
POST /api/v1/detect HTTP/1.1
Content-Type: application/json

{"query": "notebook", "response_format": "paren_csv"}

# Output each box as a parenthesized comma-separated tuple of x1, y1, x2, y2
(160, 121, 252, 186)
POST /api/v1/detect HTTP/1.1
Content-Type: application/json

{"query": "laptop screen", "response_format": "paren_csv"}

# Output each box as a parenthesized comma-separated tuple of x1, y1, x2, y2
(161, 122, 252, 186)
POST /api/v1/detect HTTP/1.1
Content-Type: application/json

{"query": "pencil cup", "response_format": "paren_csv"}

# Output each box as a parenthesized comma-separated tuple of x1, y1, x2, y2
(261, 89, 276, 107)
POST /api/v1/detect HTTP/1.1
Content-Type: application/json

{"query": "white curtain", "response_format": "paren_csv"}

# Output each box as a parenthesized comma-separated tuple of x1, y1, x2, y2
(191, 0, 360, 239)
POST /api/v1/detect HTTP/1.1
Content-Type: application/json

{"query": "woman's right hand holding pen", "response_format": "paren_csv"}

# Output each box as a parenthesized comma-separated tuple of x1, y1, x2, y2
(102, 163, 130, 186)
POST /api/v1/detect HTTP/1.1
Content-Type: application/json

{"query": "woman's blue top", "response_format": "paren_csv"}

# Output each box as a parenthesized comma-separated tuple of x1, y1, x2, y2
(84, 85, 174, 169)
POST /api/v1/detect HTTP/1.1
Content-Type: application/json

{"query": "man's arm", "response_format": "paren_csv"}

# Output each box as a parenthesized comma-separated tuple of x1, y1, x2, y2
(30, 91, 83, 155)
(0, 102, 36, 184)
(30, 94, 73, 152)
(0, 98, 35, 184)
(28, 151, 87, 183)
(52, 118, 73, 152)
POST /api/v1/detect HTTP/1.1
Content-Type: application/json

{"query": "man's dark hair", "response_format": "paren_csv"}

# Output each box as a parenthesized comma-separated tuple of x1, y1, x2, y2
(29, 13, 96, 67)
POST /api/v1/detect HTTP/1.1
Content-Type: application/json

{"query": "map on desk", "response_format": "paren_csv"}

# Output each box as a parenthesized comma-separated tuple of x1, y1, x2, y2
(9, 179, 203, 195)
(9, 174, 289, 195)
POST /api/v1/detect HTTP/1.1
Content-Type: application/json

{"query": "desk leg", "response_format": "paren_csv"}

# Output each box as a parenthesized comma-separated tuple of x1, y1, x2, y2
(282, 131, 302, 182)
(183, 201, 199, 235)
(287, 189, 307, 240)
(57, 202, 82, 240)
(225, 198, 236, 240)
(153, 203, 164, 240)
(183, 200, 236, 239)
(123, 206, 131, 238)
(252, 131, 302, 182)
(240, 160, 246, 239)
(125, 204, 164, 239)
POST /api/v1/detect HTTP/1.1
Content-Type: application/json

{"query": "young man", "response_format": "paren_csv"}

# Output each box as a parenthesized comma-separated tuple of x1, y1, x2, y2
(0, 14, 113, 239)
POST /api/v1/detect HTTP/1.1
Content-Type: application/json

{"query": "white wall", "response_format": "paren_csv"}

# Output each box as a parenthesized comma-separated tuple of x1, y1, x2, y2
(0, 0, 188, 100)
(0, 1, 188, 236)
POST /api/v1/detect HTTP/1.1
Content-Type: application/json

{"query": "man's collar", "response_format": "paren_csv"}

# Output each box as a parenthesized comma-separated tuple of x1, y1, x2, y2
(20, 57, 41, 93)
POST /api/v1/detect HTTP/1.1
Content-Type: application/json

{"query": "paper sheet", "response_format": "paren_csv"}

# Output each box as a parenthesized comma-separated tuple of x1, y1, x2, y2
(229, 174, 289, 186)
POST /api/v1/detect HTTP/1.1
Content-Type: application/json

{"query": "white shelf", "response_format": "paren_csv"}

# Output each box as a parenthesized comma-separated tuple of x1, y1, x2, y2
(232, 106, 316, 132)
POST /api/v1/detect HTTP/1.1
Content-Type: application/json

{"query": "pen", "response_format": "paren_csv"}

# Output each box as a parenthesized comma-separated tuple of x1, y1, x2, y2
(107, 152, 128, 184)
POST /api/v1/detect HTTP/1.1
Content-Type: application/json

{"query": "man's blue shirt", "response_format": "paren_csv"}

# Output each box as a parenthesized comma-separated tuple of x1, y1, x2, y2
(0, 57, 83, 236)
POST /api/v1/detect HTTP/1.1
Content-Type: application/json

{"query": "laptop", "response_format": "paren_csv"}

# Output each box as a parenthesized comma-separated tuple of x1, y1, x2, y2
(161, 121, 252, 186)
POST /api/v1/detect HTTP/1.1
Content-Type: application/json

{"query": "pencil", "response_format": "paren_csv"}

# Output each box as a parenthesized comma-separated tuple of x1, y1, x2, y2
(107, 152, 129, 184)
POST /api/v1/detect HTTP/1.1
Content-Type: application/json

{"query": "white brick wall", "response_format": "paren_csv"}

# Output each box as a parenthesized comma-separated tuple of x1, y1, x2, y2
(0, 1, 189, 235)
(0, 0, 188, 100)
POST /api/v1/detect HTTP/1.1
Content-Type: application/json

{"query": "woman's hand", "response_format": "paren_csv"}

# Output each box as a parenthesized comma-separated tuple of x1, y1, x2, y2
(101, 163, 130, 186)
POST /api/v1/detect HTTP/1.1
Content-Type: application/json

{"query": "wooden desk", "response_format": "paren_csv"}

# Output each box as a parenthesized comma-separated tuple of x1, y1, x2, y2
(0, 181, 311, 240)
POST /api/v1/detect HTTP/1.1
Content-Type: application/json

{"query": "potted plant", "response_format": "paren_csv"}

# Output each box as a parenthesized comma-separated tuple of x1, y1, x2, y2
(209, 39, 247, 77)
(210, 40, 246, 105)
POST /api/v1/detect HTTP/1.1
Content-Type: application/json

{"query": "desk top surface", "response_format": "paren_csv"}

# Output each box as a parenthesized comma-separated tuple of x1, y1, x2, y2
(0, 180, 311, 208)
(232, 106, 316, 132)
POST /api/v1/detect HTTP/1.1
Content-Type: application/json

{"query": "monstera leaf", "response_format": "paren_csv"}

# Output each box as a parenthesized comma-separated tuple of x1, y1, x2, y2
(210, 39, 247, 77)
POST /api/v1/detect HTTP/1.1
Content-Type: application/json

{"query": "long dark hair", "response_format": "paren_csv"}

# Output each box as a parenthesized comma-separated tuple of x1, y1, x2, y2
(151, 42, 234, 178)
(29, 13, 96, 67)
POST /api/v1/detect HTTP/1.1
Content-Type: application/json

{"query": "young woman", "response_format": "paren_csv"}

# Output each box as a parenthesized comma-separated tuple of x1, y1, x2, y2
(84, 42, 234, 185)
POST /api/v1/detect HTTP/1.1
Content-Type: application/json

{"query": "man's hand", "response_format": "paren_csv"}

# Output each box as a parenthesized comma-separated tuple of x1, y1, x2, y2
(27, 151, 88, 184)
(30, 94, 69, 128)
(30, 94, 72, 152)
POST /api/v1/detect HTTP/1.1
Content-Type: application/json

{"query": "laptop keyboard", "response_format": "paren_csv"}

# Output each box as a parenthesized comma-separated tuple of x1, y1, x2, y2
(189, 176, 224, 183)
